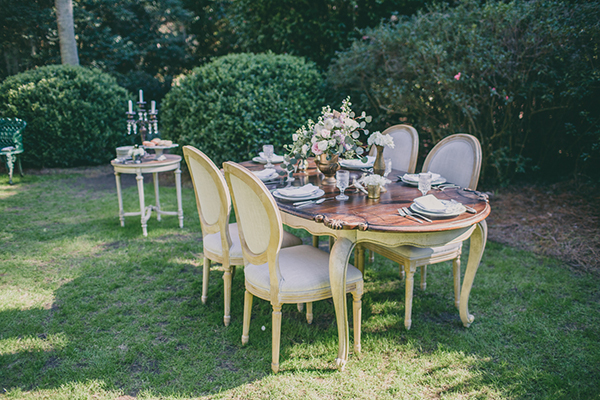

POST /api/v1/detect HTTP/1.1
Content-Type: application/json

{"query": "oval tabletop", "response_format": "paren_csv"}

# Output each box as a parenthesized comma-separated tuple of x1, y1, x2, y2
(240, 158, 490, 233)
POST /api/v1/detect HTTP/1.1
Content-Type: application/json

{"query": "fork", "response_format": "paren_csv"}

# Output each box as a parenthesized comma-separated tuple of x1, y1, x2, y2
(398, 208, 423, 223)
(403, 206, 432, 223)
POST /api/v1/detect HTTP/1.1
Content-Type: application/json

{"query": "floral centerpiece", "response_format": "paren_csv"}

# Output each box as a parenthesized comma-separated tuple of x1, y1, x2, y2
(367, 131, 395, 176)
(286, 97, 372, 183)
(128, 144, 146, 163)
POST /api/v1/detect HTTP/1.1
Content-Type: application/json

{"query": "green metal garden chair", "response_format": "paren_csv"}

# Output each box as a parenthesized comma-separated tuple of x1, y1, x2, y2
(0, 118, 26, 185)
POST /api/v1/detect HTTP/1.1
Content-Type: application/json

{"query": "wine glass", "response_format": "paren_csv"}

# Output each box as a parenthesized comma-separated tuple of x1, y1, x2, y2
(336, 170, 350, 201)
(418, 172, 432, 196)
(262, 144, 274, 169)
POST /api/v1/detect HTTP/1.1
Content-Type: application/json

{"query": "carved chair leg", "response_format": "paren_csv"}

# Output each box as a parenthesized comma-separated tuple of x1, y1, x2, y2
(242, 290, 253, 345)
(398, 263, 405, 280)
(6, 153, 14, 185)
(271, 304, 282, 373)
(352, 282, 363, 356)
(420, 265, 427, 290)
(453, 257, 461, 309)
(356, 245, 365, 275)
(312, 235, 319, 248)
(306, 302, 313, 324)
(223, 264, 233, 326)
(202, 257, 211, 304)
(404, 263, 416, 330)
(297, 303, 304, 312)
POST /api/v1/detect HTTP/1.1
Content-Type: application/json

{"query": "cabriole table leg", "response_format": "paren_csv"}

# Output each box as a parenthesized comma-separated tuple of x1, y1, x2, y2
(136, 169, 148, 237)
(114, 172, 125, 227)
(459, 220, 488, 327)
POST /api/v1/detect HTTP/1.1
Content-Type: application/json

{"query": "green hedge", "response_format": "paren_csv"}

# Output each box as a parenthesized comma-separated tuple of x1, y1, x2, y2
(0, 65, 131, 168)
(327, 0, 600, 183)
(161, 53, 325, 165)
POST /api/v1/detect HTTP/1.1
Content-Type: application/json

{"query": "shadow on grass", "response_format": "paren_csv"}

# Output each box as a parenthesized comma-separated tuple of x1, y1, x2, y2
(1, 173, 600, 398)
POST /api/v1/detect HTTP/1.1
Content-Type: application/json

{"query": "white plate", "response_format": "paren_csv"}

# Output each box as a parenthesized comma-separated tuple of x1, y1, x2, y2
(253, 155, 284, 164)
(410, 201, 465, 218)
(143, 144, 179, 150)
(401, 176, 447, 186)
(273, 188, 325, 202)
(340, 156, 375, 170)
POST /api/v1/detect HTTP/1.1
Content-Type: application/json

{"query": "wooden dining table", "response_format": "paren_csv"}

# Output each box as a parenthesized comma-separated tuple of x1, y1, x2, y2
(241, 158, 490, 371)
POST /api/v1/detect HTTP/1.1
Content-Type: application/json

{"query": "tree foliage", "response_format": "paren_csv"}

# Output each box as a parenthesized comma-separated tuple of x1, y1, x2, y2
(328, 0, 600, 183)
(0, 65, 130, 168)
(161, 53, 325, 166)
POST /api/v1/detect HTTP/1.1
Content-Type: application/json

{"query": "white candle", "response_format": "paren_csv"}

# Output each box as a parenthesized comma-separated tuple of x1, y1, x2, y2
(139, 90, 143, 103)
(151, 100, 156, 112)
(128, 100, 133, 113)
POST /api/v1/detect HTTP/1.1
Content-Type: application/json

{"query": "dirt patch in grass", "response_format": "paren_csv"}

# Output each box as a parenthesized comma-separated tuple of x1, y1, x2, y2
(486, 180, 600, 276)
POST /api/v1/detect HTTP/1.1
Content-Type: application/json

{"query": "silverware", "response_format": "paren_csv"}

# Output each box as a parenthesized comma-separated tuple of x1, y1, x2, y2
(403, 206, 432, 223)
(352, 178, 369, 195)
(294, 198, 329, 207)
(398, 208, 423, 223)
(450, 199, 477, 214)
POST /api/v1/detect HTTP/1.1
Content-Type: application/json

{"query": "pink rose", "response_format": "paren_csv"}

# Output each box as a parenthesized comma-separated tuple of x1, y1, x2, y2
(311, 142, 323, 155)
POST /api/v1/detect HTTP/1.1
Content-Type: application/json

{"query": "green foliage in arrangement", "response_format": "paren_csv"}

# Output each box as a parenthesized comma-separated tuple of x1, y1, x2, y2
(328, 0, 600, 184)
(0, 65, 131, 168)
(161, 53, 325, 165)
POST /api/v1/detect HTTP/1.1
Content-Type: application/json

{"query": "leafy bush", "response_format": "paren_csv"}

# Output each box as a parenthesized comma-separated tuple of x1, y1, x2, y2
(161, 53, 325, 165)
(327, 0, 600, 183)
(0, 65, 131, 168)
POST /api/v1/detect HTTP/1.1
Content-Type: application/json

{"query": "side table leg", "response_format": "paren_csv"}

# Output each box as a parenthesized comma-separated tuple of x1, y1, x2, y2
(175, 166, 183, 228)
(153, 172, 161, 221)
(114, 171, 125, 227)
(136, 169, 148, 237)
(460, 220, 488, 327)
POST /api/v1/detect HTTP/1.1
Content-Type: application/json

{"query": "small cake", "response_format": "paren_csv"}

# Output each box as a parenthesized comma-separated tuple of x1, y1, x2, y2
(142, 141, 155, 147)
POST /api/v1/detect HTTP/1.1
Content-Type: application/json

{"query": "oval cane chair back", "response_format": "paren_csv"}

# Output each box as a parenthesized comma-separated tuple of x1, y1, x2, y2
(422, 134, 482, 190)
(369, 124, 419, 173)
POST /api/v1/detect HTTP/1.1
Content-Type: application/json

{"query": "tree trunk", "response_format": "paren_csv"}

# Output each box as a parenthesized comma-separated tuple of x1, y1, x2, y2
(55, 0, 79, 65)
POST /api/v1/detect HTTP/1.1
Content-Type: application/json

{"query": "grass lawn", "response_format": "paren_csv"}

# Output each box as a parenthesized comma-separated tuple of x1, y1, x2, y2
(1, 169, 599, 399)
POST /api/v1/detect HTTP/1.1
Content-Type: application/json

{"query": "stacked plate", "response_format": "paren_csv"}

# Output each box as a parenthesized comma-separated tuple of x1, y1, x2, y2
(400, 172, 446, 186)
(253, 152, 285, 164)
(410, 194, 466, 218)
(272, 184, 324, 201)
(339, 156, 375, 170)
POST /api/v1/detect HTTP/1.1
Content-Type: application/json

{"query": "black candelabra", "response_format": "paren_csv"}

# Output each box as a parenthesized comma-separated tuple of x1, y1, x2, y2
(126, 90, 159, 143)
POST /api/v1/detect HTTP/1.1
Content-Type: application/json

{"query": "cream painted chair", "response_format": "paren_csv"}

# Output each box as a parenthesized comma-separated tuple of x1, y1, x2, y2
(183, 146, 302, 326)
(368, 124, 419, 174)
(223, 161, 364, 373)
(363, 134, 482, 330)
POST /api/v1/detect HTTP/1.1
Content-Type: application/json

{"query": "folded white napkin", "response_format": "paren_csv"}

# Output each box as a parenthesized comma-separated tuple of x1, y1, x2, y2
(402, 171, 441, 182)
(252, 168, 278, 181)
(277, 184, 319, 197)
(258, 152, 285, 163)
(413, 194, 447, 212)
(341, 156, 375, 167)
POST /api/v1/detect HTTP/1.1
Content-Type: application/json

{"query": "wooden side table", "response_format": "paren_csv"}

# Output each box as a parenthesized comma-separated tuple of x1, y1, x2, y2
(111, 154, 184, 236)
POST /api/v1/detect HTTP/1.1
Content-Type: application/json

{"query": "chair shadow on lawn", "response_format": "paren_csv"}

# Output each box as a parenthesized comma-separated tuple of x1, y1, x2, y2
(1, 205, 600, 397)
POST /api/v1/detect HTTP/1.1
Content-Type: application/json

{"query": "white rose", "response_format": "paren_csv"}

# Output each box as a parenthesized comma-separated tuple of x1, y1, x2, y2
(321, 129, 331, 138)
(324, 118, 335, 131)
(301, 144, 309, 155)
(317, 140, 329, 151)
(292, 133, 299, 142)
(311, 135, 319, 144)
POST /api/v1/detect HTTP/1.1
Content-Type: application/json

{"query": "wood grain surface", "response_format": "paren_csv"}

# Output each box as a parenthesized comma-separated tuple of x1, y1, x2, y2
(240, 158, 490, 233)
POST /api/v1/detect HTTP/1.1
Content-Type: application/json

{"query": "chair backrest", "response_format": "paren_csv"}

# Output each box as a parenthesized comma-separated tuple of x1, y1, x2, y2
(422, 134, 482, 190)
(369, 124, 419, 173)
(0, 118, 26, 151)
(183, 146, 232, 247)
(223, 161, 283, 293)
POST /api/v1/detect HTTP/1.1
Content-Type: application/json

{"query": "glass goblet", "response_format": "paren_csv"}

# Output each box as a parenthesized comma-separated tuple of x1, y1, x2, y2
(262, 144, 274, 169)
(418, 172, 432, 196)
(336, 170, 350, 201)
(384, 158, 393, 178)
